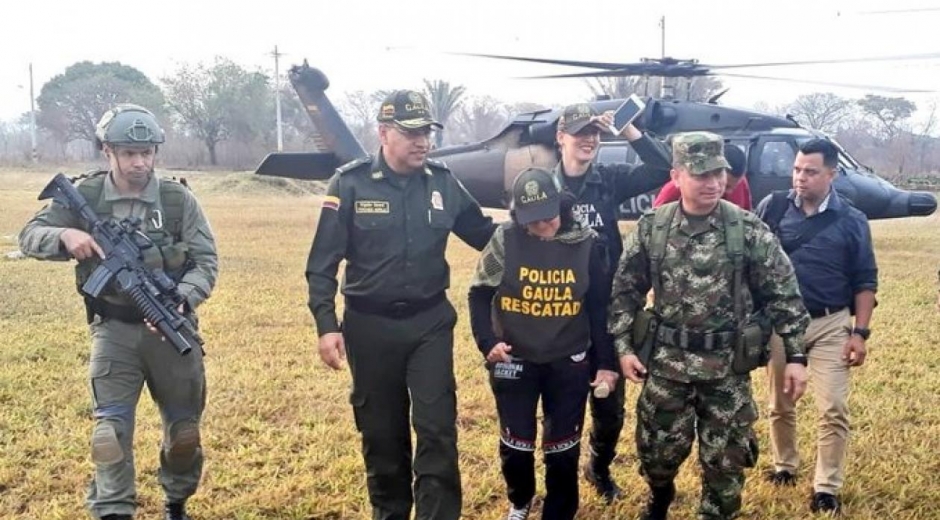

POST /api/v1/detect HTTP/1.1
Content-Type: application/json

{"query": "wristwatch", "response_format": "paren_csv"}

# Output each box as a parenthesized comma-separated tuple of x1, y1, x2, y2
(851, 327, 871, 340)
(785, 354, 808, 366)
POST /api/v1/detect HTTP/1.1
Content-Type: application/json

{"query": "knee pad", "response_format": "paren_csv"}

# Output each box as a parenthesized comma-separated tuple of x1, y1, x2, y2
(165, 419, 201, 470)
(91, 421, 124, 465)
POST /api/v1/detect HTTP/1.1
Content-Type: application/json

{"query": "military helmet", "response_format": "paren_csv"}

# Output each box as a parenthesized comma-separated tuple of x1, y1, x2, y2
(94, 104, 165, 150)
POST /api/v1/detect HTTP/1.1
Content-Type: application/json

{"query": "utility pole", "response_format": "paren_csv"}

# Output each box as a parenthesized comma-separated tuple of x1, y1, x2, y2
(658, 15, 674, 100)
(271, 45, 284, 152)
(660, 15, 665, 58)
(29, 63, 37, 163)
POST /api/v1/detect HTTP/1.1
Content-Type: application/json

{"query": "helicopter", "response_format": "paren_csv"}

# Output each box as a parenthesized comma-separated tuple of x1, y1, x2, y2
(255, 57, 938, 220)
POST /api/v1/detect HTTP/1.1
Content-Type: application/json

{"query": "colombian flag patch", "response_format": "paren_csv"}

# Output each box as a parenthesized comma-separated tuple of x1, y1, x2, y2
(322, 195, 340, 211)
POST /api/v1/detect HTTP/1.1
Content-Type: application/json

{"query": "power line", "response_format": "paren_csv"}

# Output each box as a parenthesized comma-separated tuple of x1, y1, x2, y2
(843, 7, 940, 16)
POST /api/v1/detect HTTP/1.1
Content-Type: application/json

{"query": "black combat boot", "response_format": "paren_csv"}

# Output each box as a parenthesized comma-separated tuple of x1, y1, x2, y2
(164, 501, 191, 520)
(583, 456, 622, 504)
(639, 482, 676, 520)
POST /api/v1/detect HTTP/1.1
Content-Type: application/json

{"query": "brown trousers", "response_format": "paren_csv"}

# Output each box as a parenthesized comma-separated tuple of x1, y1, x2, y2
(767, 308, 852, 494)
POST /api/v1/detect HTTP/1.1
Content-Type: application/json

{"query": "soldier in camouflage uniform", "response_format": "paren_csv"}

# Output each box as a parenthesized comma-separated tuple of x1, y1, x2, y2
(608, 132, 810, 520)
(19, 105, 217, 520)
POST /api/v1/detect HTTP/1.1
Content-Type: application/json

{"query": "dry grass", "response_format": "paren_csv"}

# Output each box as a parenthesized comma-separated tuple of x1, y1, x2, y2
(1, 168, 938, 519)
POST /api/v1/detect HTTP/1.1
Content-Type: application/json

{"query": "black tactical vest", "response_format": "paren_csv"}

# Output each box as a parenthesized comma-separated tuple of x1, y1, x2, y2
(495, 226, 593, 364)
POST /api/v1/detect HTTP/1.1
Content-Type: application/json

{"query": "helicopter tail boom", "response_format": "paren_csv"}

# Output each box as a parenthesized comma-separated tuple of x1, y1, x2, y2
(254, 62, 367, 181)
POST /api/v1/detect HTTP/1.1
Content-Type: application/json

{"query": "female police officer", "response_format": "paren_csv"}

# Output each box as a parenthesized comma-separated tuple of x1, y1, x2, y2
(468, 167, 619, 520)
(551, 102, 672, 502)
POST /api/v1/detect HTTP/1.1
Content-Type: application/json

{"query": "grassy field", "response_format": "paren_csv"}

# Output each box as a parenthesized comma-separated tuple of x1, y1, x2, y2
(1, 168, 938, 520)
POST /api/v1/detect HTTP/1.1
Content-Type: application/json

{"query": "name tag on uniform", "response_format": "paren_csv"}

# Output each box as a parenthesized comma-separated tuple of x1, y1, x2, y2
(355, 200, 390, 214)
(431, 190, 444, 210)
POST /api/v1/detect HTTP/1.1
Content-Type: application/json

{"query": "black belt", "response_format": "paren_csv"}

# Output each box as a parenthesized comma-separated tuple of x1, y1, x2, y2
(807, 306, 847, 319)
(346, 292, 446, 319)
(656, 324, 736, 352)
(89, 299, 145, 323)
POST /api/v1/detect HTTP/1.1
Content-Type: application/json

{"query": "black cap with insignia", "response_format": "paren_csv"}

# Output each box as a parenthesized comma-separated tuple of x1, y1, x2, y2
(511, 167, 562, 225)
(557, 103, 601, 135)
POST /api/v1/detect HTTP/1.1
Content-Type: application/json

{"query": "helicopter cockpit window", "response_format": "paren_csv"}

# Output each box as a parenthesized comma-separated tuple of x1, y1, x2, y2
(758, 141, 798, 177)
(597, 143, 639, 166)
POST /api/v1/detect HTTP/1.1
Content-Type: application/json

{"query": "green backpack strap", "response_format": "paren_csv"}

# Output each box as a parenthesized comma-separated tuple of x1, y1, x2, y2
(156, 178, 187, 239)
(74, 171, 111, 226)
(650, 200, 746, 322)
(718, 200, 746, 328)
(648, 202, 679, 308)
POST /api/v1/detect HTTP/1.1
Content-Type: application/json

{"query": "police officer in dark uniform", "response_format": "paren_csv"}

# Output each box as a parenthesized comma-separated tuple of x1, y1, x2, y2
(468, 167, 619, 520)
(552, 103, 673, 502)
(305, 89, 496, 520)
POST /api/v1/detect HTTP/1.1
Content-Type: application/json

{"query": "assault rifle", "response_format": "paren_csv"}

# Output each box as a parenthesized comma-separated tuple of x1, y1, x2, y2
(38, 173, 202, 355)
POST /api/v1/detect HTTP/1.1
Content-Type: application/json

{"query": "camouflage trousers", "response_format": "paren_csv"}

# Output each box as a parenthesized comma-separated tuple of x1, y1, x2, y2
(636, 374, 759, 520)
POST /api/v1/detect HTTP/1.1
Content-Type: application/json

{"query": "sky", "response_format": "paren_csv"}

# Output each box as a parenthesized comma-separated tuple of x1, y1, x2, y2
(1, 0, 939, 126)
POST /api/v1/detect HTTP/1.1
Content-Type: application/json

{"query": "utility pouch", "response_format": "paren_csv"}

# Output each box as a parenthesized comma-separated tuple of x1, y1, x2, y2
(633, 309, 660, 367)
(732, 316, 771, 374)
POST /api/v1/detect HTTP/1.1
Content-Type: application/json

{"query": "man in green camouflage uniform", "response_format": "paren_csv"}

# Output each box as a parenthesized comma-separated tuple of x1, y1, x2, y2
(18, 105, 217, 520)
(608, 132, 810, 520)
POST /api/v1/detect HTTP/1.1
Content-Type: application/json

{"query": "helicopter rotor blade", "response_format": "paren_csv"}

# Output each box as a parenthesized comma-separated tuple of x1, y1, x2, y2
(448, 52, 631, 70)
(706, 52, 940, 70)
(713, 72, 933, 93)
(514, 68, 653, 79)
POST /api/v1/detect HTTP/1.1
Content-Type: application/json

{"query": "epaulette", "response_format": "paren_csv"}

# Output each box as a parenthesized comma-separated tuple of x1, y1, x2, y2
(70, 169, 107, 184)
(425, 158, 450, 171)
(336, 156, 372, 175)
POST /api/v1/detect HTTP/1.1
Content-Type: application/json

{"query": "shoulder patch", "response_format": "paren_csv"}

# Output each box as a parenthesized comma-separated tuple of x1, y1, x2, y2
(336, 156, 373, 175)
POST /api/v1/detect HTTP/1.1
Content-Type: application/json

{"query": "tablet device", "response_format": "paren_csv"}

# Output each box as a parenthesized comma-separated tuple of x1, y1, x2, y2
(608, 94, 647, 135)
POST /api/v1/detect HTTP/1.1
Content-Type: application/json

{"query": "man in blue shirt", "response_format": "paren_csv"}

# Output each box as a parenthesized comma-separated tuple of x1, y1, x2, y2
(755, 139, 878, 515)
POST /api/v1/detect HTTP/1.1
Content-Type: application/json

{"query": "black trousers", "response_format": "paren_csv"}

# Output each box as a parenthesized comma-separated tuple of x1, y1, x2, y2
(588, 268, 626, 473)
(489, 353, 591, 520)
(587, 367, 626, 473)
(343, 300, 460, 520)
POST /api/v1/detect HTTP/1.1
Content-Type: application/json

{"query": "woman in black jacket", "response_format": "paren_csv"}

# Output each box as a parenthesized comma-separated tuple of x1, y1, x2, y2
(468, 167, 619, 520)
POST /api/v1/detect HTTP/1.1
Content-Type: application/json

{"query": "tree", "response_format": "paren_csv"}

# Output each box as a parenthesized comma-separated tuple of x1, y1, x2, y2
(163, 57, 270, 165)
(586, 76, 724, 102)
(587, 77, 656, 99)
(507, 102, 551, 115)
(913, 101, 937, 174)
(274, 83, 316, 150)
(857, 94, 916, 141)
(336, 90, 381, 152)
(36, 61, 165, 145)
(787, 93, 854, 134)
(450, 96, 509, 144)
(422, 80, 466, 147)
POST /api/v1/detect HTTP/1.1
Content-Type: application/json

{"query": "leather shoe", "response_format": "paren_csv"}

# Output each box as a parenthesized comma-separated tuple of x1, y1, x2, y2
(810, 492, 842, 514)
(765, 469, 797, 486)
